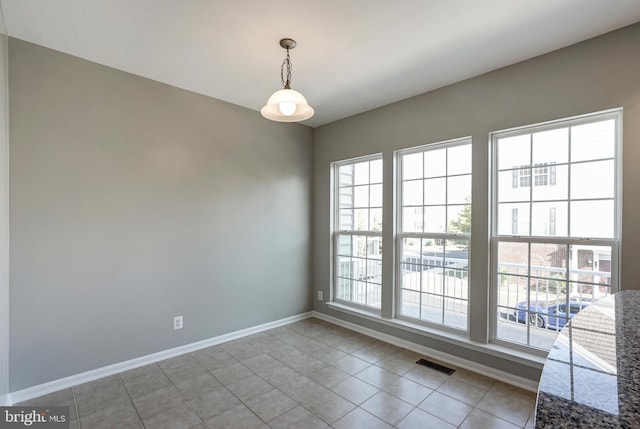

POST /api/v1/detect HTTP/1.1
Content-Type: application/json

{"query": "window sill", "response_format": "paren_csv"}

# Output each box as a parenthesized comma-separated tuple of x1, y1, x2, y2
(326, 301, 547, 370)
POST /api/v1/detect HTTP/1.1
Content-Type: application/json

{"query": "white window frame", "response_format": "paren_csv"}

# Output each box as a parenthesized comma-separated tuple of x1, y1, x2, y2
(490, 108, 622, 352)
(395, 137, 472, 332)
(332, 154, 383, 312)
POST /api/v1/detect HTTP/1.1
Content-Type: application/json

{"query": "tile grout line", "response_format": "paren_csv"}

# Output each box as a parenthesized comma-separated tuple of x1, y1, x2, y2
(117, 372, 149, 429)
(155, 363, 207, 429)
(70, 386, 81, 429)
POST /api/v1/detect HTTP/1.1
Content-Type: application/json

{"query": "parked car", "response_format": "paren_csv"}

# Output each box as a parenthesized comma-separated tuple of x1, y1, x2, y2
(514, 300, 590, 330)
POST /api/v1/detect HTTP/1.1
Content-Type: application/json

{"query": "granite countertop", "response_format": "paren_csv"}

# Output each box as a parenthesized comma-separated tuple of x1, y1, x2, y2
(535, 290, 640, 428)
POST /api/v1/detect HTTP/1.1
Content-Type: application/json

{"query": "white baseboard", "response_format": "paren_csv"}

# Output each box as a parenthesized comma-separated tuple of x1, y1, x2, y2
(8, 312, 312, 405)
(312, 311, 539, 392)
(0, 393, 8, 406)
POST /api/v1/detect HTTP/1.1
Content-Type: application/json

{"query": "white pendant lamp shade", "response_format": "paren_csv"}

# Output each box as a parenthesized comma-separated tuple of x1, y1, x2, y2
(261, 38, 314, 123)
(261, 88, 314, 122)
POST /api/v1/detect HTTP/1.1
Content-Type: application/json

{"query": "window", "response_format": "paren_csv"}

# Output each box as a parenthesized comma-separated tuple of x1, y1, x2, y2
(397, 138, 472, 330)
(492, 110, 620, 350)
(512, 163, 556, 188)
(333, 156, 383, 309)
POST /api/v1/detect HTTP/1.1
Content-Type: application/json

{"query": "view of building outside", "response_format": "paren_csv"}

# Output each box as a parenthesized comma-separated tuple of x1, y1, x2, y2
(493, 114, 618, 349)
(334, 157, 383, 308)
(397, 140, 472, 330)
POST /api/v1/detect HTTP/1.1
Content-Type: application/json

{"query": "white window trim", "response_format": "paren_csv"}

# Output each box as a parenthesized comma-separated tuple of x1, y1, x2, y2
(332, 154, 383, 313)
(489, 108, 622, 351)
(395, 137, 472, 333)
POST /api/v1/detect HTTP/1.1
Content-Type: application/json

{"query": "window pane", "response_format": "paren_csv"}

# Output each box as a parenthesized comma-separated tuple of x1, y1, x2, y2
(403, 152, 423, 180)
(568, 244, 612, 299)
(354, 162, 370, 185)
(424, 178, 446, 205)
(497, 275, 529, 309)
(530, 242, 567, 298)
(447, 175, 471, 204)
(339, 187, 354, 208)
(533, 128, 568, 165)
(531, 202, 567, 237)
(402, 207, 423, 232)
(370, 184, 383, 207)
(337, 234, 352, 255)
(532, 164, 568, 201)
(447, 205, 469, 233)
(367, 284, 382, 307)
(354, 185, 369, 207)
(424, 206, 446, 233)
(424, 148, 446, 178)
(337, 256, 352, 277)
(498, 241, 529, 273)
(370, 208, 382, 232)
(401, 290, 420, 318)
(370, 238, 382, 264)
(403, 180, 423, 206)
(497, 203, 529, 235)
(354, 208, 369, 230)
(337, 278, 351, 301)
(498, 170, 530, 203)
(497, 241, 529, 317)
(421, 293, 443, 324)
(370, 159, 383, 183)
(338, 164, 354, 186)
(570, 160, 614, 199)
(570, 200, 614, 238)
(402, 236, 421, 253)
(338, 209, 354, 230)
(571, 119, 615, 162)
(444, 299, 467, 330)
(353, 235, 367, 257)
(353, 281, 367, 305)
(449, 205, 471, 235)
(448, 144, 471, 175)
(421, 241, 443, 267)
(497, 134, 530, 170)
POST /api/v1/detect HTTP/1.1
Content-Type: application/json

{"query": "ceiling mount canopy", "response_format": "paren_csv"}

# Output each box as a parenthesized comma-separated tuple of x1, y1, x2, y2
(261, 38, 314, 123)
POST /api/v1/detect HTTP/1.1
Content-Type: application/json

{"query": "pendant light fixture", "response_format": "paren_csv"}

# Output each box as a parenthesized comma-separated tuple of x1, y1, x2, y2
(261, 38, 314, 122)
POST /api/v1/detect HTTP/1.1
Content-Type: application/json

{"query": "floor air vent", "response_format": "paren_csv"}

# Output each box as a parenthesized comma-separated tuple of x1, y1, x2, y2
(416, 358, 455, 375)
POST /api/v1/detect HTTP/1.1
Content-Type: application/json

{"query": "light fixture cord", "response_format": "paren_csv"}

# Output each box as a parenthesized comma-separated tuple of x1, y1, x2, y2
(281, 47, 292, 89)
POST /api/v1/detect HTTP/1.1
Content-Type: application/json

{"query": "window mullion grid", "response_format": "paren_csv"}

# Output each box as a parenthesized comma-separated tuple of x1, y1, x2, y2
(528, 133, 533, 237)
(443, 148, 448, 325)
(397, 139, 471, 331)
(563, 243, 570, 321)
(333, 156, 383, 311)
(492, 110, 620, 351)
(419, 236, 424, 320)
(567, 126, 572, 238)
(526, 241, 532, 346)
(441, 239, 446, 325)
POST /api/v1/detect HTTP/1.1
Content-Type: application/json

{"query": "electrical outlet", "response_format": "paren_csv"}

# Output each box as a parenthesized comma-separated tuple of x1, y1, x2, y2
(173, 315, 183, 330)
(317, 290, 323, 301)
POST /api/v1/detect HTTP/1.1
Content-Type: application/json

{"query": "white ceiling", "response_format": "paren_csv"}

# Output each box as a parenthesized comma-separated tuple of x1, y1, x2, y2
(1, 1, 639, 127)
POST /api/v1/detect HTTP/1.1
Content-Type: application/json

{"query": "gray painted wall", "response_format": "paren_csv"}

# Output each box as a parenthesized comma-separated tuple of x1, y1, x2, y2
(9, 39, 313, 390)
(0, 29, 9, 400)
(313, 23, 640, 382)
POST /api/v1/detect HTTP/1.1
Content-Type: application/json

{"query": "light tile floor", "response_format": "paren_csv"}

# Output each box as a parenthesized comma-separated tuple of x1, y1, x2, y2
(18, 318, 537, 428)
